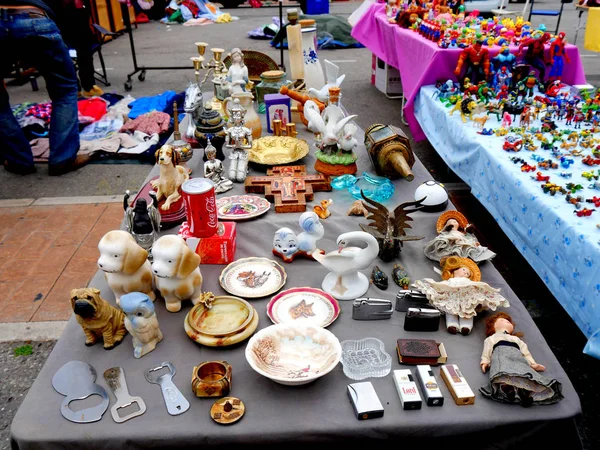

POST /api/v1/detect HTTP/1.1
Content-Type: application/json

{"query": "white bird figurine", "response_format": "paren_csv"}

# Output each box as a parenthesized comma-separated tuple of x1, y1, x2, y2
(304, 100, 357, 148)
(312, 231, 380, 300)
(338, 123, 358, 152)
(308, 60, 346, 103)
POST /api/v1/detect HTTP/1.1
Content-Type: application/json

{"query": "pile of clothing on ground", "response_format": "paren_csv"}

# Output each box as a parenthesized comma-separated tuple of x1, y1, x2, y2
(161, 0, 235, 25)
(12, 90, 186, 164)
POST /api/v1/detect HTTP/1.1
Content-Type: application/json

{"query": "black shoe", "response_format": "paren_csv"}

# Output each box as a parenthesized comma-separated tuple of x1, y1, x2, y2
(447, 326, 458, 335)
(48, 154, 91, 176)
(4, 161, 37, 175)
(517, 388, 534, 407)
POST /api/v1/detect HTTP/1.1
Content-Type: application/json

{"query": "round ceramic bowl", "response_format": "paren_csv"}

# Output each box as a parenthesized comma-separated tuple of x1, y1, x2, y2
(245, 323, 342, 386)
(248, 136, 310, 165)
(340, 337, 392, 380)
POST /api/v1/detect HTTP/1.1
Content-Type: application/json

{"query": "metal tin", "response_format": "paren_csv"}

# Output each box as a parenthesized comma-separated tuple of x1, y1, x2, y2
(182, 178, 218, 238)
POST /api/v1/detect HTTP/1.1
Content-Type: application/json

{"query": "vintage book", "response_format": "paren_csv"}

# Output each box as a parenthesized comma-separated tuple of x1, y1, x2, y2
(440, 364, 475, 406)
(396, 339, 441, 365)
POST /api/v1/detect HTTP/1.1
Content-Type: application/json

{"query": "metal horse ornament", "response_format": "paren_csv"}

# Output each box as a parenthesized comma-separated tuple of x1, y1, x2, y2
(184, 82, 204, 140)
(359, 190, 426, 262)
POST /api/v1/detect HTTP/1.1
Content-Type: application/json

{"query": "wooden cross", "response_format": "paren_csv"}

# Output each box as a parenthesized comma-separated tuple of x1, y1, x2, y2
(244, 165, 331, 213)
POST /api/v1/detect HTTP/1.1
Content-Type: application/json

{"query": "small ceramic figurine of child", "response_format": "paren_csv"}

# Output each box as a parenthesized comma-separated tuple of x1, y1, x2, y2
(423, 210, 496, 263)
(412, 256, 509, 335)
(480, 312, 563, 407)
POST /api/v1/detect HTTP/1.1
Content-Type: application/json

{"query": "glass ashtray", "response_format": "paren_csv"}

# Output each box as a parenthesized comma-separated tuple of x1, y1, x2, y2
(340, 337, 392, 380)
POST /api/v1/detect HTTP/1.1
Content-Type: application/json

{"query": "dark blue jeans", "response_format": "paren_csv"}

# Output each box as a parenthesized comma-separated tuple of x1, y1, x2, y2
(0, 13, 79, 168)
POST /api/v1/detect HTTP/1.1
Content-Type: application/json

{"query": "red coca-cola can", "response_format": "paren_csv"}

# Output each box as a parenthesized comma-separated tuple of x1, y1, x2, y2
(181, 178, 218, 238)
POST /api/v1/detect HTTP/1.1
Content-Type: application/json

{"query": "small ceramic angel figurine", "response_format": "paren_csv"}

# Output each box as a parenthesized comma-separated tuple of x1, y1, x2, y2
(423, 210, 496, 263)
(412, 256, 509, 335)
(204, 139, 233, 193)
(225, 48, 249, 96)
(480, 312, 563, 407)
(225, 98, 253, 182)
(123, 190, 161, 255)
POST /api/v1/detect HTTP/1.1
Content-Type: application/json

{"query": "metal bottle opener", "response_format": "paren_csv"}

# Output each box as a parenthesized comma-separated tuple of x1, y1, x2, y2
(104, 367, 147, 423)
(144, 361, 190, 416)
(52, 360, 110, 424)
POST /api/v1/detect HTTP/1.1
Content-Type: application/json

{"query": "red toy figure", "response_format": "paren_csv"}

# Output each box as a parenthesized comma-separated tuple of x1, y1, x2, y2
(583, 155, 600, 166)
(534, 172, 550, 182)
(565, 104, 575, 126)
(520, 163, 536, 172)
(587, 197, 600, 208)
(575, 208, 596, 217)
(518, 32, 551, 82)
(497, 85, 509, 100)
(547, 32, 571, 82)
(455, 39, 490, 88)
(574, 108, 585, 129)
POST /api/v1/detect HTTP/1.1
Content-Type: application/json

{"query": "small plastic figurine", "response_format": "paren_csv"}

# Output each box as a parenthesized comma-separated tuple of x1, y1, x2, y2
(480, 312, 563, 406)
(272, 211, 324, 262)
(204, 139, 233, 193)
(386, 0, 400, 23)
(454, 39, 490, 87)
(313, 198, 333, 219)
(547, 32, 570, 82)
(124, 190, 161, 255)
(423, 210, 496, 263)
(413, 256, 509, 335)
(225, 48, 249, 96)
(516, 70, 545, 98)
(120, 292, 163, 359)
(491, 44, 516, 74)
(518, 32, 551, 81)
(225, 98, 253, 182)
(70, 288, 127, 350)
(392, 263, 410, 289)
(370, 265, 388, 290)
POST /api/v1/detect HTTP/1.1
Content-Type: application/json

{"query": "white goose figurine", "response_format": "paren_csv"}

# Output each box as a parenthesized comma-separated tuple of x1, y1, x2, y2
(312, 231, 380, 300)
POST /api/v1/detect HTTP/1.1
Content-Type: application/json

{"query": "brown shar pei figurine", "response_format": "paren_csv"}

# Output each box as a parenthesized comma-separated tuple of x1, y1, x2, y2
(70, 288, 128, 349)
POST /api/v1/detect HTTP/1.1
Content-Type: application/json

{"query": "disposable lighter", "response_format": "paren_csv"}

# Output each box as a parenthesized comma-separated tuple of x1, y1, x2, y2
(415, 365, 444, 406)
(392, 369, 422, 410)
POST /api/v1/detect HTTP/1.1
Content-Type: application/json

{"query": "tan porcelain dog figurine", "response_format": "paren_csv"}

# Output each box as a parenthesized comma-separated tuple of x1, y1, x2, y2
(151, 235, 203, 312)
(151, 144, 190, 210)
(97, 230, 155, 305)
(70, 288, 127, 349)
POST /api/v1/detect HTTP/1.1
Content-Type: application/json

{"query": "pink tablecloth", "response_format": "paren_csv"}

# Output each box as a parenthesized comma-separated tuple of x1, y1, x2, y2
(351, 3, 588, 141)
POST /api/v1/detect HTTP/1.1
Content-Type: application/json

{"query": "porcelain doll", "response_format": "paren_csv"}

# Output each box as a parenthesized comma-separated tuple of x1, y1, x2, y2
(423, 210, 496, 263)
(412, 256, 509, 335)
(225, 98, 253, 182)
(480, 312, 563, 407)
(204, 139, 233, 193)
(120, 292, 163, 359)
(225, 48, 249, 96)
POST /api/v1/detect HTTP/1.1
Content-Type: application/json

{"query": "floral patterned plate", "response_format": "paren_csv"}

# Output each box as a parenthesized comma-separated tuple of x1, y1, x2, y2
(216, 195, 270, 221)
(219, 257, 287, 299)
(266, 287, 340, 328)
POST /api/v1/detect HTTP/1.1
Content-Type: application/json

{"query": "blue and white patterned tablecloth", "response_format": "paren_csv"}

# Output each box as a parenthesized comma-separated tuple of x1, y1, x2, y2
(415, 84, 600, 357)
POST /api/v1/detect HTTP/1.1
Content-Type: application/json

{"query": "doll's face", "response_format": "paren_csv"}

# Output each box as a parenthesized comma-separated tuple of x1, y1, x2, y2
(453, 266, 471, 279)
(444, 218, 460, 232)
(494, 317, 514, 333)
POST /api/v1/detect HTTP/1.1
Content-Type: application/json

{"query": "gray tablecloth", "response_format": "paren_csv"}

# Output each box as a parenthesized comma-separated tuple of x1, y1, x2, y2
(11, 113, 582, 450)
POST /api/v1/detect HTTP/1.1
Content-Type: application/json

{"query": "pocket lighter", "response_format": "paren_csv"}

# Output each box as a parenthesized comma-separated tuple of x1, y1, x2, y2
(347, 382, 384, 420)
(352, 298, 394, 320)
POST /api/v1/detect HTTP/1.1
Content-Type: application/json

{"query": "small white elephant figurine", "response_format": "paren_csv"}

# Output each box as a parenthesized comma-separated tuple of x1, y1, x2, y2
(120, 292, 163, 358)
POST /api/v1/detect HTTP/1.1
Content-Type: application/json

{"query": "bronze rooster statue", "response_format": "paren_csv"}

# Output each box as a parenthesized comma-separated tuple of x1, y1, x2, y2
(359, 190, 425, 262)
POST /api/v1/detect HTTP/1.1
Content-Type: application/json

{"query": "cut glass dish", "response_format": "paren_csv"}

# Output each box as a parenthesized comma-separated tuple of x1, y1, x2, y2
(340, 337, 392, 380)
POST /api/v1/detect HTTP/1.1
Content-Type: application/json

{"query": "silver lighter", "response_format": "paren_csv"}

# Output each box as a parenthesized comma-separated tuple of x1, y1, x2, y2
(352, 298, 394, 320)
(347, 381, 384, 420)
(395, 289, 428, 312)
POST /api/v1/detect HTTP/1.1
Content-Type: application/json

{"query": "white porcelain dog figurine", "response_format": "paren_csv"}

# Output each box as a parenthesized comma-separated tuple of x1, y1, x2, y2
(151, 144, 189, 211)
(120, 292, 163, 358)
(151, 235, 203, 312)
(97, 230, 155, 305)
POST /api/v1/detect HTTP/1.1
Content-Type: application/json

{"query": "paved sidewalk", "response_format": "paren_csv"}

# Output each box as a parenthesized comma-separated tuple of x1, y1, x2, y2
(0, 201, 123, 324)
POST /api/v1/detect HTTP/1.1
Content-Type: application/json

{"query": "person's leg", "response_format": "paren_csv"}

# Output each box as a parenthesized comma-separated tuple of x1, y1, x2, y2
(72, 9, 99, 93)
(28, 17, 81, 167)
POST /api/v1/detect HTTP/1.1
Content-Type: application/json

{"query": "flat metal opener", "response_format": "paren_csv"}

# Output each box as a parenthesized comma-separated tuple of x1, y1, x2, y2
(352, 298, 394, 320)
(104, 367, 147, 423)
(144, 361, 189, 416)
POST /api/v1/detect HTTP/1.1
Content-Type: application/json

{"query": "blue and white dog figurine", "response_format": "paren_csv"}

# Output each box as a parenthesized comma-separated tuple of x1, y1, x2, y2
(120, 292, 163, 359)
(272, 212, 324, 263)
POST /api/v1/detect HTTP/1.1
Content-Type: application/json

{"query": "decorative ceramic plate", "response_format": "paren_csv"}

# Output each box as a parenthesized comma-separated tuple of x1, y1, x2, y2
(184, 296, 259, 347)
(245, 323, 342, 386)
(266, 287, 340, 328)
(216, 195, 271, 221)
(220, 257, 287, 298)
(248, 136, 310, 165)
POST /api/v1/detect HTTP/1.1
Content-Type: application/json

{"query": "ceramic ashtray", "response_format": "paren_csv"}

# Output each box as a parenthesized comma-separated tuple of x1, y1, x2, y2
(340, 337, 392, 380)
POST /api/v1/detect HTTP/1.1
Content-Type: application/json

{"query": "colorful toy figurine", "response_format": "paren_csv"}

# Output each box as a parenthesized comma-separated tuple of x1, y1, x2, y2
(547, 32, 570, 82)
(520, 163, 536, 173)
(413, 256, 509, 335)
(392, 263, 410, 289)
(454, 39, 490, 87)
(575, 208, 595, 217)
(272, 211, 325, 262)
(480, 312, 563, 406)
(534, 172, 550, 182)
(313, 199, 333, 219)
(518, 32, 551, 81)
(370, 265, 389, 290)
(120, 292, 163, 359)
(449, 97, 478, 123)
(503, 135, 523, 152)
(516, 70, 545, 98)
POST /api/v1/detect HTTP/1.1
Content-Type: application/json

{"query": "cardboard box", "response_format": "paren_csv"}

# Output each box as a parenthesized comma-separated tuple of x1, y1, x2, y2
(181, 221, 236, 265)
(372, 54, 403, 96)
(393, 369, 422, 410)
(440, 364, 475, 406)
(415, 365, 444, 407)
